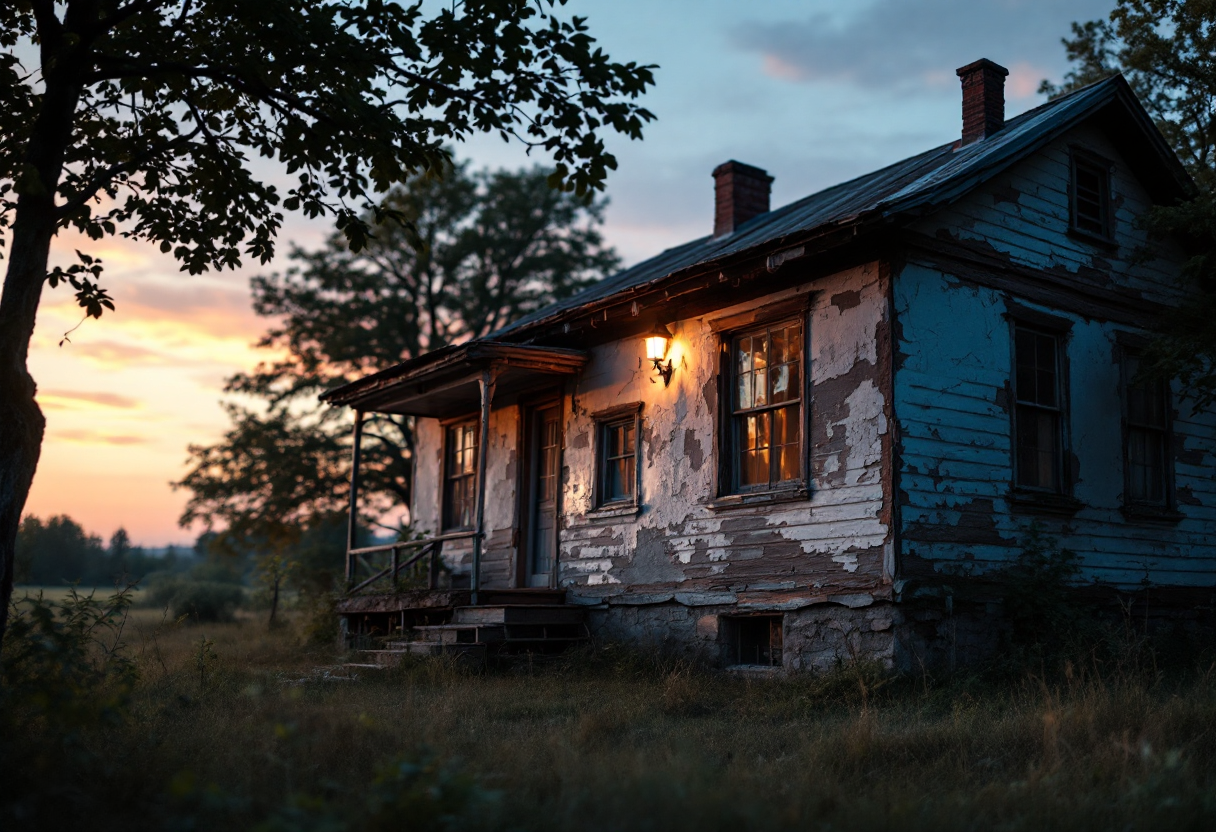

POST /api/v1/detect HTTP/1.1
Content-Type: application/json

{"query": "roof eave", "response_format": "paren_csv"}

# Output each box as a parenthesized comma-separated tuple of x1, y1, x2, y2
(319, 341, 588, 410)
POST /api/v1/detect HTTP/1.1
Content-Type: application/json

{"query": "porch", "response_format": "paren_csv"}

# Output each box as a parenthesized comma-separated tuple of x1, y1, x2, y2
(321, 341, 590, 658)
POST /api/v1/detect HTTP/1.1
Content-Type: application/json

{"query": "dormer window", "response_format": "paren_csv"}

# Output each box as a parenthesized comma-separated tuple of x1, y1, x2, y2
(1070, 149, 1114, 241)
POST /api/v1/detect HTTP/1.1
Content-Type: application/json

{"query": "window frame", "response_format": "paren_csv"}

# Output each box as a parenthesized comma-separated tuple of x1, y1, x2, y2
(719, 313, 809, 498)
(591, 402, 643, 512)
(721, 615, 784, 668)
(1068, 146, 1116, 244)
(1118, 339, 1176, 513)
(1007, 305, 1074, 505)
(440, 416, 479, 532)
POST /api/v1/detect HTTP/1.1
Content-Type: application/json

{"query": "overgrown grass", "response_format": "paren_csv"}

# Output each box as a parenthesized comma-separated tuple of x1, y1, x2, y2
(3, 592, 1215, 831)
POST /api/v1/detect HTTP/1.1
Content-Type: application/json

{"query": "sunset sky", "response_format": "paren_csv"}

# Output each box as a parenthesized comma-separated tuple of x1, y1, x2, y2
(20, 0, 1113, 545)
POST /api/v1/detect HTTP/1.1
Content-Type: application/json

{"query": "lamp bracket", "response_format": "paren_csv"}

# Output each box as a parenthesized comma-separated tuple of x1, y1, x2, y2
(652, 358, 674, 387)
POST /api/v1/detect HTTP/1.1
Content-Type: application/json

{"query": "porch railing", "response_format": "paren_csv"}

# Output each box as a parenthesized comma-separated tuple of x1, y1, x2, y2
(345, 530, 477, 594)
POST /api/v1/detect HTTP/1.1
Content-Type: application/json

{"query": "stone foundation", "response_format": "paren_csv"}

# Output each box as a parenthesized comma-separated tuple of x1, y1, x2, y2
(584, 598, 1009, 673)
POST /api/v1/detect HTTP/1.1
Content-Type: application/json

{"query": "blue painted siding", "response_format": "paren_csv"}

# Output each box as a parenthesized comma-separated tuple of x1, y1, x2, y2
(895, 124, 1216, 591)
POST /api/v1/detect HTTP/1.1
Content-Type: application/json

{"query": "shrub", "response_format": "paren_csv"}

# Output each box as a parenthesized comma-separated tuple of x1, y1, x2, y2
(297, 589, 338, 646)
(1, 587, 138, 826)
(143, 575, 244, 623)
(1001, 524, 1084, 647)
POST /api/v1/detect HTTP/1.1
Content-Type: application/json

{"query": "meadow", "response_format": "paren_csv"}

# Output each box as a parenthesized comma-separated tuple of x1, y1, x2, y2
(2, 586, 1215, 831)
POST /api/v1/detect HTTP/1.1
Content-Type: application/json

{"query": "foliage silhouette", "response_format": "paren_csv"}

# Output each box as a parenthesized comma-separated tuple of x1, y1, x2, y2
(0, 0, 655, 645)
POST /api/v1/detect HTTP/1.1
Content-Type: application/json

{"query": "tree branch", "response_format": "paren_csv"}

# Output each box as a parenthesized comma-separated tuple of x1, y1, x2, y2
(54, 123, 203, 220)
(86, 59, 343, 126)
(98, 0, 173, 34)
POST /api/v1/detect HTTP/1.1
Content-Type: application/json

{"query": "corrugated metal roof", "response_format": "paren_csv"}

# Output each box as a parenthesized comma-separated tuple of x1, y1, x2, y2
(492, 74, 1181, 339)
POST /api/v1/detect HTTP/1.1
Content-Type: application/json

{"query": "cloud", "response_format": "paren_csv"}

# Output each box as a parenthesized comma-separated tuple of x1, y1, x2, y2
(118, 280, 259, 338)
(732, 0, 1113, 99)
(40, 273, 262, 342)
(39, 389, 141, 409)
(65, 339, 175, 368)
(54, 429, 150, 446)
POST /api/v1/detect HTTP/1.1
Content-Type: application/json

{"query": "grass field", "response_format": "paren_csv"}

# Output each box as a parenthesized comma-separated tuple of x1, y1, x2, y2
(15, 584, 147, 603)
(3, 589, 1216, 831)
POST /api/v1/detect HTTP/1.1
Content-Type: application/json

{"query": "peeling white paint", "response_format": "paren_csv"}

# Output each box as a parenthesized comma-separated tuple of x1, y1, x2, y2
(408, 261, 894, 598)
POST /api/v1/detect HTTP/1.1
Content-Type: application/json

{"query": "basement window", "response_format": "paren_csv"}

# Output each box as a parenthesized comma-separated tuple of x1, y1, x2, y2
(1070, 150, 1114, 241)
(722, 615, 783, 667)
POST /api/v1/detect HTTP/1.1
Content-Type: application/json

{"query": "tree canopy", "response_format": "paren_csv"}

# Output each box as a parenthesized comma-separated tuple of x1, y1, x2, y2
(1043, 0, 1216, 404)
(176, 160, 618, 555)
(0, 0, 654, 644)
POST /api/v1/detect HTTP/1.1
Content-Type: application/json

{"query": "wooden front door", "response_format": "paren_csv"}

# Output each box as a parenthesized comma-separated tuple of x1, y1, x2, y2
(523, 404, 560, 587)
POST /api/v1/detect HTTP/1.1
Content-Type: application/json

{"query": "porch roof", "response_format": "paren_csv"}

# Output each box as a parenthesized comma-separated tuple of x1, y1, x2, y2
(319, 341, 587, 416)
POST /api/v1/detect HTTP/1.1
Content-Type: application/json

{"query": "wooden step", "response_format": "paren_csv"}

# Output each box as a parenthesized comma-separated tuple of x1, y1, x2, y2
(476, 588, 566, 606)
(453, 604, 586, 626)
(358, 643, 487, 664)
(408, 624, 506, 645)
(501, 633, 589, 644)
(501, 622, 589, 641)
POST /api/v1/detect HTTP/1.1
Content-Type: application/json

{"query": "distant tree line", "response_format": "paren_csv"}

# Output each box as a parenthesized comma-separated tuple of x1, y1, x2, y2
(14, 515, 188, 587)
(13, 510, 355, 631)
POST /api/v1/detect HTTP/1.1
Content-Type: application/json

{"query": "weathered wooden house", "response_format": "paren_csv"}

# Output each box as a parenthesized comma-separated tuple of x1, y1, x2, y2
(323, 60, 1215, 670)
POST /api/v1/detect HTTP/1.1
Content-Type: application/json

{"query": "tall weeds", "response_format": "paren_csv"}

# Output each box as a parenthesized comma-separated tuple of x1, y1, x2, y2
(1, 596, 1214, 831)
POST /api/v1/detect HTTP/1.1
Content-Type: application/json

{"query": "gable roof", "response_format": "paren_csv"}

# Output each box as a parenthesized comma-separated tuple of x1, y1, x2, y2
(492, 73, 1190, 341)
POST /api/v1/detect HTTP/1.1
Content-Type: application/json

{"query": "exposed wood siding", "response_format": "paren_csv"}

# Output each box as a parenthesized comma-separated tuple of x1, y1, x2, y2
(917, 123, 1187, 307)
(896, 124, 1216, 591)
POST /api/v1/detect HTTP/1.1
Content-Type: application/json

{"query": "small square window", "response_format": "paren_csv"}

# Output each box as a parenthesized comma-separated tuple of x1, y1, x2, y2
(594, 405, 641, 509)
(1070, 151, 1113, 240)
(722, 616, 783, 667)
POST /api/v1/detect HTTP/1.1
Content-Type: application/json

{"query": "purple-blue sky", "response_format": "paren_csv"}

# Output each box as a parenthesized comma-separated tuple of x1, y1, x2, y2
(23, 0, 1114, 544)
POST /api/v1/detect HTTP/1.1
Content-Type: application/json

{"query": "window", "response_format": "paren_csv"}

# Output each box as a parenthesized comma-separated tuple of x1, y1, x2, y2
(1122, 352, 1171, 506)
(1070, 151, 1113, 240)
(730, 320, 803, 492)
(599, 418, 637, 505)
(593, 404, 641, 510)
(442, 421, 478, 529)
(1013, 325, 1065, 491)
(722, 616, 783, 667)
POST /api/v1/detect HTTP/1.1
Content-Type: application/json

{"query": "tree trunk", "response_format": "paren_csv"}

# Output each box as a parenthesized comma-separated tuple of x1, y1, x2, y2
(0, 204, 55, 647)
(268, 575, 280, 628)
(0, 27, 87, 645)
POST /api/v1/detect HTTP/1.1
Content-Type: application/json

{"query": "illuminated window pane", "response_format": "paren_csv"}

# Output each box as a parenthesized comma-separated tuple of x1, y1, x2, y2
(730, 320, 804, 492)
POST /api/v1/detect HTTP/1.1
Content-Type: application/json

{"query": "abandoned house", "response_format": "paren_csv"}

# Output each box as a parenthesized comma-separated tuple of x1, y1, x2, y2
(322, 59, 1216, 671)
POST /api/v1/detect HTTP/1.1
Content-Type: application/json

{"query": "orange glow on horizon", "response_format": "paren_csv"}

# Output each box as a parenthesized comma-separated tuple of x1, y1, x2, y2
(20, 230, 305, 546)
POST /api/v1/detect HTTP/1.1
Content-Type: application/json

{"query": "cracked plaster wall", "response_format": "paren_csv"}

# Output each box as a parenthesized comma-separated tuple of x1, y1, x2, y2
(558, 261, 894, 605)
(411, 404, 520, 585)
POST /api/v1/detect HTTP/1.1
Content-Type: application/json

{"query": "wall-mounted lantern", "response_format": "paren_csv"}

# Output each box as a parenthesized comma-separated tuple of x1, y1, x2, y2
(645, 322, 674, 387)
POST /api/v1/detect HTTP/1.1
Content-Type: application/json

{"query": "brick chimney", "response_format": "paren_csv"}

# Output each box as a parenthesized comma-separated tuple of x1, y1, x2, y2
(713, 161, 773, 238)
(956, 59, 1008, 145)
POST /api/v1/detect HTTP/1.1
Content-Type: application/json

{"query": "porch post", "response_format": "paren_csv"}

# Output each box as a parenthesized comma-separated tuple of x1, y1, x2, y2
(345, 409, 365, 588)
(471, 369, 497, 605)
